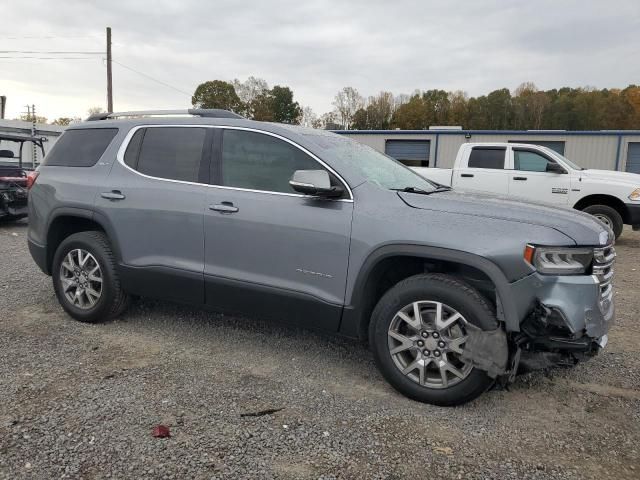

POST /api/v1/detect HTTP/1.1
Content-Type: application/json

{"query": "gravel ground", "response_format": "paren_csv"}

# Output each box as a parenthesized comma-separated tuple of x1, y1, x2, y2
(1, 220, 639, 479)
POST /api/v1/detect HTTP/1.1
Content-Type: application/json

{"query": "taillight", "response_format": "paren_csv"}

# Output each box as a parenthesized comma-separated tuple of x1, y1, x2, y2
(26, 170, 39, 190)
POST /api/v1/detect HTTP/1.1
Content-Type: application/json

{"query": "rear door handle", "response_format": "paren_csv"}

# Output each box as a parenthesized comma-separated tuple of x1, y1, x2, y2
(460, 173, 474, 178)
(513, 176, 528, 181)
(101, 190, 125, 200)
(209, 202, 239, 214)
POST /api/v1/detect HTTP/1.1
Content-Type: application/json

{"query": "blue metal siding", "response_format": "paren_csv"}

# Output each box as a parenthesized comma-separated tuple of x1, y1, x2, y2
(385, 140, 430, 166)
(626, 142, 640, 174)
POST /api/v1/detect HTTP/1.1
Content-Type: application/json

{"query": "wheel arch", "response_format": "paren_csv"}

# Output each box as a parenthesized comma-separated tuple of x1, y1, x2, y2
(45, 208, 121, 274)
(339, 244, 519, 342)
(573, 194, 629, 223)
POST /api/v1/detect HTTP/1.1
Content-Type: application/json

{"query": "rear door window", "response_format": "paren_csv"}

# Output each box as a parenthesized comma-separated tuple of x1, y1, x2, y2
(135, 127, 207, 183)
(44, 128, 118, 167)
(467, 148, 505, 169)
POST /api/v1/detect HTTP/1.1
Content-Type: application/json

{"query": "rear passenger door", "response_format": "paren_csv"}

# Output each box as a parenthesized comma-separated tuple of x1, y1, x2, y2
(203, 128, 353, 332)
(453, 146, 509, 195)
(95, 125, 212, 304)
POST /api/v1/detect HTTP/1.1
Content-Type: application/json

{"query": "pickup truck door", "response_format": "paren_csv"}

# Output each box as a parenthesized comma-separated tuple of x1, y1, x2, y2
(508, 147, 571, 205)
(203, 128, 353, 332)
(452, 146, 509, 195)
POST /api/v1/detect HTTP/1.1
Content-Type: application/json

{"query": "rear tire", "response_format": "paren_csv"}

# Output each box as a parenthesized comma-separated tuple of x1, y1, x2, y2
(582, 205, 623, 240)
(369, 274, 497, 406)
(52, 231, 129, 323)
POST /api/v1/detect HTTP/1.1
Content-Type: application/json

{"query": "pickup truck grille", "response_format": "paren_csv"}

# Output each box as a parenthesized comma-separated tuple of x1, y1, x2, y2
(593, 245, 615, 312)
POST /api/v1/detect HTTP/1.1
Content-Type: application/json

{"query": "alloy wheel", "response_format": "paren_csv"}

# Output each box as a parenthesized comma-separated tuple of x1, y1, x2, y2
(59, 249, 103, 309)
(387, 301, 473, 389)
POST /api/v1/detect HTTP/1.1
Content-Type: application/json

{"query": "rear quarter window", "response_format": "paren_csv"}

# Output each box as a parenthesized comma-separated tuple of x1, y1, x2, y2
(43, 128, 118, 167)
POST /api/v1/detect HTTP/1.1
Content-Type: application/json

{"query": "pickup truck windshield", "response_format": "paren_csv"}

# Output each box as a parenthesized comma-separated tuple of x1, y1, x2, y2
(304, 133, 437, 192)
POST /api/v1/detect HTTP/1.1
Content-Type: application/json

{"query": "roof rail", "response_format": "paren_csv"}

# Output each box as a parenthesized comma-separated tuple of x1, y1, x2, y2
(86, 109, 244, 121)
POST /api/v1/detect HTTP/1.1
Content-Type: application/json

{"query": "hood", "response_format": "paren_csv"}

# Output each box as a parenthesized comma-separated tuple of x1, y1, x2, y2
(398, 190, 610, 246)
(579, 169, 640, 187)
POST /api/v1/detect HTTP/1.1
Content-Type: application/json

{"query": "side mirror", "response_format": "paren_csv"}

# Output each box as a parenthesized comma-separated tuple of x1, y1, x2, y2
(546, 162, 566, 174)
(289, 170, 344, 198)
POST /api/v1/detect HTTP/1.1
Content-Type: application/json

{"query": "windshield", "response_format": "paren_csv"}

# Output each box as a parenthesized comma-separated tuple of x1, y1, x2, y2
(302, 133, 438, 191)
(542, 147, 584, 170)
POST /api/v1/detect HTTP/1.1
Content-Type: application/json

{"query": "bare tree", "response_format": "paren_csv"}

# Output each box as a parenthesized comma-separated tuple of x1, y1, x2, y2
(300, 106, 318, 128)
(232, 76, 269, 105)
(318, 111, 340, 129)
(332, 87, 364, 129)
(87, 106, 105, 116)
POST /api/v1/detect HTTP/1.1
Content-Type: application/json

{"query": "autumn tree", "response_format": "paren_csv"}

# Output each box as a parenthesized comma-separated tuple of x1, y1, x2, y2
(52, 117, 74, 126)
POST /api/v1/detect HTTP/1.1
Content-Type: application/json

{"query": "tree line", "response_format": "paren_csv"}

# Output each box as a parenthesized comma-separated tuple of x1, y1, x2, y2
(21, 80, 640, 130)
(192, 79, 640, 131)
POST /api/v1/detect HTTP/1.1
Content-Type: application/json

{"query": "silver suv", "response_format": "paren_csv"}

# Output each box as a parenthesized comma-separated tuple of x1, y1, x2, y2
(27, 110, 615, 406)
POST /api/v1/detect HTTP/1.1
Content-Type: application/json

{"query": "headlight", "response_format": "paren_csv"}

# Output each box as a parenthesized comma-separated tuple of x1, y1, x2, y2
(524, 245, 593, 275)
(629, 188, 640, 201)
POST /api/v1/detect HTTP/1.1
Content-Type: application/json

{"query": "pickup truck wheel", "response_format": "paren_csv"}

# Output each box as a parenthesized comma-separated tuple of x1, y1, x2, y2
(52, 231, 129, 323)
(582, 205, 623, 239)
(369, 274, 496, 406)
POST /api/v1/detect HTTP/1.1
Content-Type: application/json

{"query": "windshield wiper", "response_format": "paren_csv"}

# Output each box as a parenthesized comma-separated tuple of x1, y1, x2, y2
(391, 186, 452, 195)
(391, 186, 430, 194)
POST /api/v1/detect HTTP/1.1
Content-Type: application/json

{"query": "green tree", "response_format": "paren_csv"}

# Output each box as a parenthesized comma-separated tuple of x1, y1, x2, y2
(485, 88, 513, 129)
(192, 80, 243, 112)
(391, 94, 429, 129)
(270, 85, 302, 124)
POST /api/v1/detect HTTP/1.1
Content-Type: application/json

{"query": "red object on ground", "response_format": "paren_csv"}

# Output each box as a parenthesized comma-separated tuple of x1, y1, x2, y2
(151, 425, 171, 438)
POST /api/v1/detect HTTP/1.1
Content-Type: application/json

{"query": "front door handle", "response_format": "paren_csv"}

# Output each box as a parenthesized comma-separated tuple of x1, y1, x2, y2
(101, 190, 126, 200)
(460, 173, 474, 178)
(210, 202, 239, 214)
(513, 176, 528, 181)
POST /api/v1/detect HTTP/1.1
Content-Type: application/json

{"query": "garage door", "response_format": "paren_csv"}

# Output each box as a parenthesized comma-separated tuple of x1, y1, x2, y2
(509, 140, 565, 155)
(626, 142, 640, 174)
(385, 140, 430, 167)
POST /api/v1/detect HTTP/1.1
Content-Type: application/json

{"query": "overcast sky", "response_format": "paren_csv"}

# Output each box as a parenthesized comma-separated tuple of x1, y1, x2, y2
(2, 0, 639, 121)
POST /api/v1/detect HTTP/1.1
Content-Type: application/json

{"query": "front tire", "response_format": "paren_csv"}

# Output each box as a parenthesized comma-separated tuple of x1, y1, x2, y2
(582, 205, 623, 240)
(369, 274, 497, 406)
(52, 231, 129, 323)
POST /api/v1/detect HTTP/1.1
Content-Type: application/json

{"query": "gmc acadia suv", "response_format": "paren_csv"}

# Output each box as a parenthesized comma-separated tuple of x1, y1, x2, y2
(27, 109, 615, 406)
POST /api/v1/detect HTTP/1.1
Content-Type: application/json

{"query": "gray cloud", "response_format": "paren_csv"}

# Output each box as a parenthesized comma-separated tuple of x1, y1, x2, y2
(2, 0, 639, 120)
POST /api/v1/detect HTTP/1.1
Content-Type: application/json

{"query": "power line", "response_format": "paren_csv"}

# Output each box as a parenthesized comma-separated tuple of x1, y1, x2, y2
(111, 59, 192, 97)
(0, 56, 98, 59)
(0, 50, 104, 54)
(0, 35, 100, 40)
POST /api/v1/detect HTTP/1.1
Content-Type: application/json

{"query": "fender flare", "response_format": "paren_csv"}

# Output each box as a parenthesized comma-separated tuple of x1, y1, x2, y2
(44, 207, 123, 273)
(340, 244, 521, 339)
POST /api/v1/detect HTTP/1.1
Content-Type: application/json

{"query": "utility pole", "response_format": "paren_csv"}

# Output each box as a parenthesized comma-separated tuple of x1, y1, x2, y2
(106, 26, 113, 112)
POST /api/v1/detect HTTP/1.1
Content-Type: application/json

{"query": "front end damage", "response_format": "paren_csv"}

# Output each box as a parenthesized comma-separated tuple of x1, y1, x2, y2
(510, 244, 615, 376)
(461, 245, 615, 382)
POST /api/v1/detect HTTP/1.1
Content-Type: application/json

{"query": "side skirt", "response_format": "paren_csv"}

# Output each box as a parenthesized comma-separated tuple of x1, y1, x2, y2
(204, 274, 343, 332)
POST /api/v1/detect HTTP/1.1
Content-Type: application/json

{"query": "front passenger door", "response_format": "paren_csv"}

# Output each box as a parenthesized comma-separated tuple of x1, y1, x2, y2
(203, 128, 353, 331)
(508, 148, 571, 205)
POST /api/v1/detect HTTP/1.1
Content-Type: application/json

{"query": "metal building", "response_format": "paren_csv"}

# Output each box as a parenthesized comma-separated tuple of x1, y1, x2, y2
(336, 129, 640, 173)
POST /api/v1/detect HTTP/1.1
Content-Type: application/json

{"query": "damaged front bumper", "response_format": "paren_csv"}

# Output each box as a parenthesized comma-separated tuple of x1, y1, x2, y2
(504, 259, 615, 375)
(513, 257, 614, 345)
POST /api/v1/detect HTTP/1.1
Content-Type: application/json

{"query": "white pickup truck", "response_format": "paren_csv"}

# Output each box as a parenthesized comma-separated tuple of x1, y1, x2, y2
(413, 142, 640, 239)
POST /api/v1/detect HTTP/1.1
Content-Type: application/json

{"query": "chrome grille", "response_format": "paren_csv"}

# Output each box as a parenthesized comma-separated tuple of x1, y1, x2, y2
(593, 245, 615, 312)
